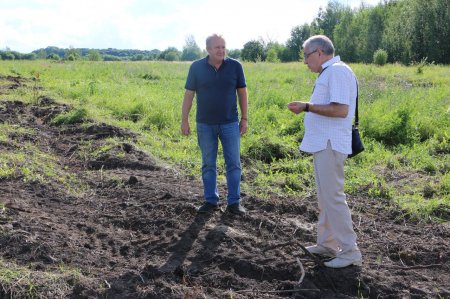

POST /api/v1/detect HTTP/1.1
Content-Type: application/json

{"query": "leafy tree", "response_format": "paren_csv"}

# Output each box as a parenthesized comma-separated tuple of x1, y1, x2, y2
(382, 0, 414, 63)
(160, 47, 181, 61)
(1, 52, 15, 60)
(241, 40, 265, 62)
(35, 50, 48, 59)
(266, 42, 285, 63)
(285, 24, 311, 61)
(88, 49, 102, 61)
(350, 9, 370, 62)
(181, 35, 202, 61)
(47, 53, 60, 60)
(132, 54, 145, 61)
(365, 5, 385, 62)
(64, 46, 81, 61)
(409, 0, 450, 64)
(313, 0, 347, 39)
(333, 8, 358, 62)
(21, 53, 36, 60)
(103, 54, 122, 61)
(266, 48, 280, 63)
(227, 49, 241, 59)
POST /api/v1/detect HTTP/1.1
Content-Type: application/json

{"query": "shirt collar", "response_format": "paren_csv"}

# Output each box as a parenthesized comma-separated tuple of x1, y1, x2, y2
(204, 55, 228, 64)
(321, 55, 341, 70)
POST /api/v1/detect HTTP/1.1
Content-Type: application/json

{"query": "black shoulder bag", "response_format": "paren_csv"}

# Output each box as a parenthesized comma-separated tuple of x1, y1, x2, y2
(348, 81, 364, 158)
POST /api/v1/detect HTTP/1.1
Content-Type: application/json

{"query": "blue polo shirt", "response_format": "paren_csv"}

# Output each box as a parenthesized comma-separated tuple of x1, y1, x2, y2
(185, 56, 247, 124)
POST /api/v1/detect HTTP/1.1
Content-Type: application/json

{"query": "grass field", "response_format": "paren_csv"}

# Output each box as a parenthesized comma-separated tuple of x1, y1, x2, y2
(0, 59, 449, 221)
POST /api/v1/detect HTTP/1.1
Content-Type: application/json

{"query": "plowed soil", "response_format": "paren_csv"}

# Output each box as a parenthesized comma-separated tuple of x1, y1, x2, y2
(0, 76, 449, 298)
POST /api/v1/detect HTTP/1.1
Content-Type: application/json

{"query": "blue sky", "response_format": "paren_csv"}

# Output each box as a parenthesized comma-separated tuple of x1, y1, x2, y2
(1, 0, 382, 53)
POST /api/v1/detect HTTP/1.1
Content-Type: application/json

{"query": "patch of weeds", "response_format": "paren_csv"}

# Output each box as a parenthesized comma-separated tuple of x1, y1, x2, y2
(280, 117, 304, 136)
(90, 140, 118, 158)
(0, 142, 85, 194)
(430, 204, 450, 221)
(368, 179, 393, 199)
(88, 80, 99, 95)
(283, 174, 310, 193)
(422, 183, 436, 198)
(51, 107, 88, 125)
(142, 73, 161, 81)
(386, 155, 402, 170)
(78, 138, 132, 165)
(0, 259, 97, 298)
(142, 112, 171, 131)
(414, 57, 433, 75)
(112, 102, 145, 122)
(366, 107, 418, 147)
(245, 138, 294, 163)
(30, 70, 41, 104)
(427, 135, 449, 155)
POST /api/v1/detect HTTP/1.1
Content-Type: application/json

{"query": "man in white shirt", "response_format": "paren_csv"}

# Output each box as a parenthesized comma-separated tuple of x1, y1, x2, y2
(287, 35, 362, 268)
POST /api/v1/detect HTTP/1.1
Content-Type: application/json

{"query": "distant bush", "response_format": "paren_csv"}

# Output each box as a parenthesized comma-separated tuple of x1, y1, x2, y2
(164, 52, 180, 61)
(228, 49, 241, 59)
(88, 50, 102, 61)
(66, 54, 77, 61)
(1, 52, 15, 60)
(47, 53, 60, 60)
(131, 54, 145, 61)
(266, 48, 280, 63)
(22, 53, 37, 60)
(373, 49, 388, 66)
(103, 55, 122, 61)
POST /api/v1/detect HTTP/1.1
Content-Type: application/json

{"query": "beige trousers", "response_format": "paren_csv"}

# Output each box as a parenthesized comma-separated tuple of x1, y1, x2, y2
(313, 140, 361, 260)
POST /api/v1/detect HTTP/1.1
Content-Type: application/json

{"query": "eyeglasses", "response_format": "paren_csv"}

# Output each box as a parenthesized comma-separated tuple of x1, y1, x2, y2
(304, 49, 318, 60)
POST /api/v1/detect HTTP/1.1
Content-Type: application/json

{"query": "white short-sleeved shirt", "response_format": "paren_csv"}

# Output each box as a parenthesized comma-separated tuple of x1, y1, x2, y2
(300, 56, 357, 155)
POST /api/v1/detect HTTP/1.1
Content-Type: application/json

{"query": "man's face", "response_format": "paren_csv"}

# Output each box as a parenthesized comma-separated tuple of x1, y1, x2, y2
(207, 37, 226, 62)
(303, 46, 321, 73)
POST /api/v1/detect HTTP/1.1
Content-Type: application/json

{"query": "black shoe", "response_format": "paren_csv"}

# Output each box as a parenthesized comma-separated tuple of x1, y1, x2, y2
(197, 202, 219, 214)
(226, 203, 246, 215)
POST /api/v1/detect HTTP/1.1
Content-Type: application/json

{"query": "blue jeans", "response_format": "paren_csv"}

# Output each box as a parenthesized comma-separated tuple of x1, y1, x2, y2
(197, 122, 241, 206)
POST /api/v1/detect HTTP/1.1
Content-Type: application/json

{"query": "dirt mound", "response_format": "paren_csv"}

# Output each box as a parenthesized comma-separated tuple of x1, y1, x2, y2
(0, 95, 449, 298)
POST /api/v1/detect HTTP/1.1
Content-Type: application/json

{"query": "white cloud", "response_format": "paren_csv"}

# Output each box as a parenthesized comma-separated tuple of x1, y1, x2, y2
(0, 0, 382, 53)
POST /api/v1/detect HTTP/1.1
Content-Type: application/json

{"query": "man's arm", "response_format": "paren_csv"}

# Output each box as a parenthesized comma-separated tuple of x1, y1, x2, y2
(237, 87, 248, 135)
(288, 102, 348, 118)
(181, 89, 195, 135)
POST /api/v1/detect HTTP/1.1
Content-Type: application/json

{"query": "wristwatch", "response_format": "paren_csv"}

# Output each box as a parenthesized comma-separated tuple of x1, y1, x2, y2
(305, 103, 310, 112)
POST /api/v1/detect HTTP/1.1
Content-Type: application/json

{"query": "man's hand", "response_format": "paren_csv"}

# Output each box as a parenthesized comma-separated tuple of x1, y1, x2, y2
(287, 101, 308, 114)
(181, 120, 191, 135)
(240, 119, 248, 135)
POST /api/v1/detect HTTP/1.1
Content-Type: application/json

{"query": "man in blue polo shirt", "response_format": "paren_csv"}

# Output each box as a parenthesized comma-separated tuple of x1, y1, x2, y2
(181, 33, 248, 215)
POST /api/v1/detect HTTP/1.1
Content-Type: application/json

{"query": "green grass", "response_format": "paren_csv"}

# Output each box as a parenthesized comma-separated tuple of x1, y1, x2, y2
(0, 122, 86, 195)
(0, 259, 100, 298)
(0, 60, 448, 221)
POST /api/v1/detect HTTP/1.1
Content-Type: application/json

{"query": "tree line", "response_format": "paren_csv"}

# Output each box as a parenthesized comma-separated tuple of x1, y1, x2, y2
(241, 0, 449, 64)
(1, 0, 448, 64)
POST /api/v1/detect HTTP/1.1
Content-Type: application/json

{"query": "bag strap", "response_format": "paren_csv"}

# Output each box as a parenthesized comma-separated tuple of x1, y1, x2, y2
(312, 65, 330, 93)
(355, 80, 359, 127)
